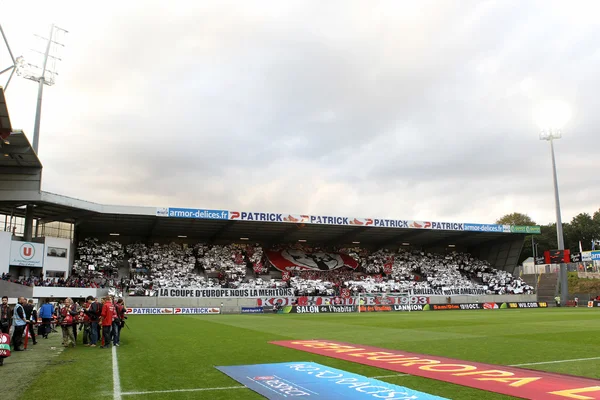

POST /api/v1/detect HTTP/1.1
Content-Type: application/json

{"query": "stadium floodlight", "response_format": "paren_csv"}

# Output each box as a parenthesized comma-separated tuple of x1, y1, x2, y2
(352, 241, 360, 244)
(15, 24, 68, 154)
(402, 243, 410, 246)
(109, 233, 120, 236)
(177, 235, 187, 238)
(240, 237, 249, 240)
(298, 239, 307, 242)
(537, 99, 571, 307)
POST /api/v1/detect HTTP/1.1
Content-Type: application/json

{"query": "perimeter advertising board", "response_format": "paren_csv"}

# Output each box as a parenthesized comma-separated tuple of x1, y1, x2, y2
(156, 207, 541, 234)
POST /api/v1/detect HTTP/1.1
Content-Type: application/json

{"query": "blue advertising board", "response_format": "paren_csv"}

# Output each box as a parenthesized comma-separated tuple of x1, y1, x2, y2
(463, 223, 507, 233)
(156, 207, 229, 220)
(241, 307, 264, 314)
(216, 362, 447, 399)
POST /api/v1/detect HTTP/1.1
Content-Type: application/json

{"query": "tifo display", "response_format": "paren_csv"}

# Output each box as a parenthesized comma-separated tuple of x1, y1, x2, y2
(57, 240, 536, 298)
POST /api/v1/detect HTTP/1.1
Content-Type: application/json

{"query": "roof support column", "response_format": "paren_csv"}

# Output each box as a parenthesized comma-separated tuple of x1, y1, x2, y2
(23, 204, 35, 240)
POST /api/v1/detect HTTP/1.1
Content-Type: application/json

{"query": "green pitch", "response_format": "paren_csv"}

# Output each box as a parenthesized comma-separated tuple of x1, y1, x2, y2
(19, 308, 600, 399)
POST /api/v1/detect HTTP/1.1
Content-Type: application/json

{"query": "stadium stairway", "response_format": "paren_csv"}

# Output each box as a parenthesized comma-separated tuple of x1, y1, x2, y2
(118, 262, 129, 280)
(536, 273, 559, 305)
(521, 274, 538, 288)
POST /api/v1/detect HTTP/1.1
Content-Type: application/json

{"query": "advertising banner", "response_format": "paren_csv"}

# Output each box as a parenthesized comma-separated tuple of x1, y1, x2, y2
(500, 302, 548, 309)
(256, 295, 430, 308)
(229, 211, 311, 223)
(393, 304, 427, 312)
(173, 307, 220, 314)
(358, 305, 394, 312)
(155, 205, 542, 234)
(157, 288, 294, 298)
(412, 288, 487, 296)
(9, 241, 45, 267)
(156, 207, 229, 220)
(265, 249, 359, 272)
(510, 225, 542, 234)
(283, 305, 356, 314)
(592, 251, 600, 261)
(126, 307, 220, 314)
(463, 224, 507, 233)
(126, 308, 175, 315)
(216, 362, 447, 400)
(581, 251, 592, 262)
(241, 307, 264, 314)
(271, 340, 600, 400)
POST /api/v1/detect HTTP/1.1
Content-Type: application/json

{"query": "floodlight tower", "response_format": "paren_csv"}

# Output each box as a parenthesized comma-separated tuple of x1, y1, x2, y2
(14, 24, 67, 241)
(16, 23, 68, 154)
(537, 100, 571, 307)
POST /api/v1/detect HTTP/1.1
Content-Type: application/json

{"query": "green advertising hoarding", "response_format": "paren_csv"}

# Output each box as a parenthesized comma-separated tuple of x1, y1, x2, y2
(510, 225, 541, 234)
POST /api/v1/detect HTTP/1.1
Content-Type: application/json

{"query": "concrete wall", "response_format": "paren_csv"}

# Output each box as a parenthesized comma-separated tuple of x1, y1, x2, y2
(0, 279, 33, 299)
(42, 236, 71, 278)
(0, 230, 10, 275)
(32, 286, 109, 300)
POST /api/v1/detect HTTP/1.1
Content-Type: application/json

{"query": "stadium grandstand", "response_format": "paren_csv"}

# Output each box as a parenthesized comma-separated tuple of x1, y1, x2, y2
(1, 85, 543, 309)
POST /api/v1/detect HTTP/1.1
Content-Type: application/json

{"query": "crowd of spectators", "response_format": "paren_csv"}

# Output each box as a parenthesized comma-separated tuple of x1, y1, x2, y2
(5, 239, 535, 296)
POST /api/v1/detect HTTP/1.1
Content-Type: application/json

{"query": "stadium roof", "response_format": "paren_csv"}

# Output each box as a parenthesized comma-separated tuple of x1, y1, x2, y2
(0, 131, 42, 168)
(0, 93, 535, 252)
(0, 190, 533, 250)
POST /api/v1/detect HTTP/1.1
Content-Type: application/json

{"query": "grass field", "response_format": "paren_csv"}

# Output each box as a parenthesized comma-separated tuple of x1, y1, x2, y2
(15, 308, 600, 399)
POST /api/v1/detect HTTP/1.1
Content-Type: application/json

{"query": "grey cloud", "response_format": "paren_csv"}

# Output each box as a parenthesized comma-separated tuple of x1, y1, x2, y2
(5, 0, 600, 225)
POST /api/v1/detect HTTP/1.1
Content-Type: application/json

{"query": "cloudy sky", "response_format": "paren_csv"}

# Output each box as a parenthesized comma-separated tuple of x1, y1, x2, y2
(1, 0, 598, 226)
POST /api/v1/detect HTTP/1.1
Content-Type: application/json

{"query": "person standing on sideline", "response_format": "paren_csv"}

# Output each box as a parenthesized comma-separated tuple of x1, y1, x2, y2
(85, 296, 102, 347)
(0, 296, 11, 335)
(23, 299, 37, 345)
(38, 299, 54, 339)
(112, 299, 126, 347)
(12, 297, 27, 351)
(100, 296, 115, 349)
(60, 298, 77, 347)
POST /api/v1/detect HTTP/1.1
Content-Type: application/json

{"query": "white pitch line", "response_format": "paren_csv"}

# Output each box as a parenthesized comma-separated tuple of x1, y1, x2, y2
(112, 346, 122, 400)
(121, 386, 247, 396)
(510, 356, 600, 367)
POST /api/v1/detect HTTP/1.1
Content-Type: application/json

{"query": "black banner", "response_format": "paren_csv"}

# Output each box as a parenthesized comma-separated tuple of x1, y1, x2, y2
(429, 303, 482, 311)
(276, 302, 549, 314)
(534, 256, 546, 265)
(392, 304, 426, 312)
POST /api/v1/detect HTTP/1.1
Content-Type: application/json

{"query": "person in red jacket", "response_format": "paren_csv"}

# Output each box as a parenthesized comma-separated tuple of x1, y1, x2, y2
(99, 296, 115, 349)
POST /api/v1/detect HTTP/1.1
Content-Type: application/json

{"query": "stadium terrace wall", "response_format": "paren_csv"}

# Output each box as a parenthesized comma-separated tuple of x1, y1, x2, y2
(123, 294, 537, 312)
(32, 286, 109, 299)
